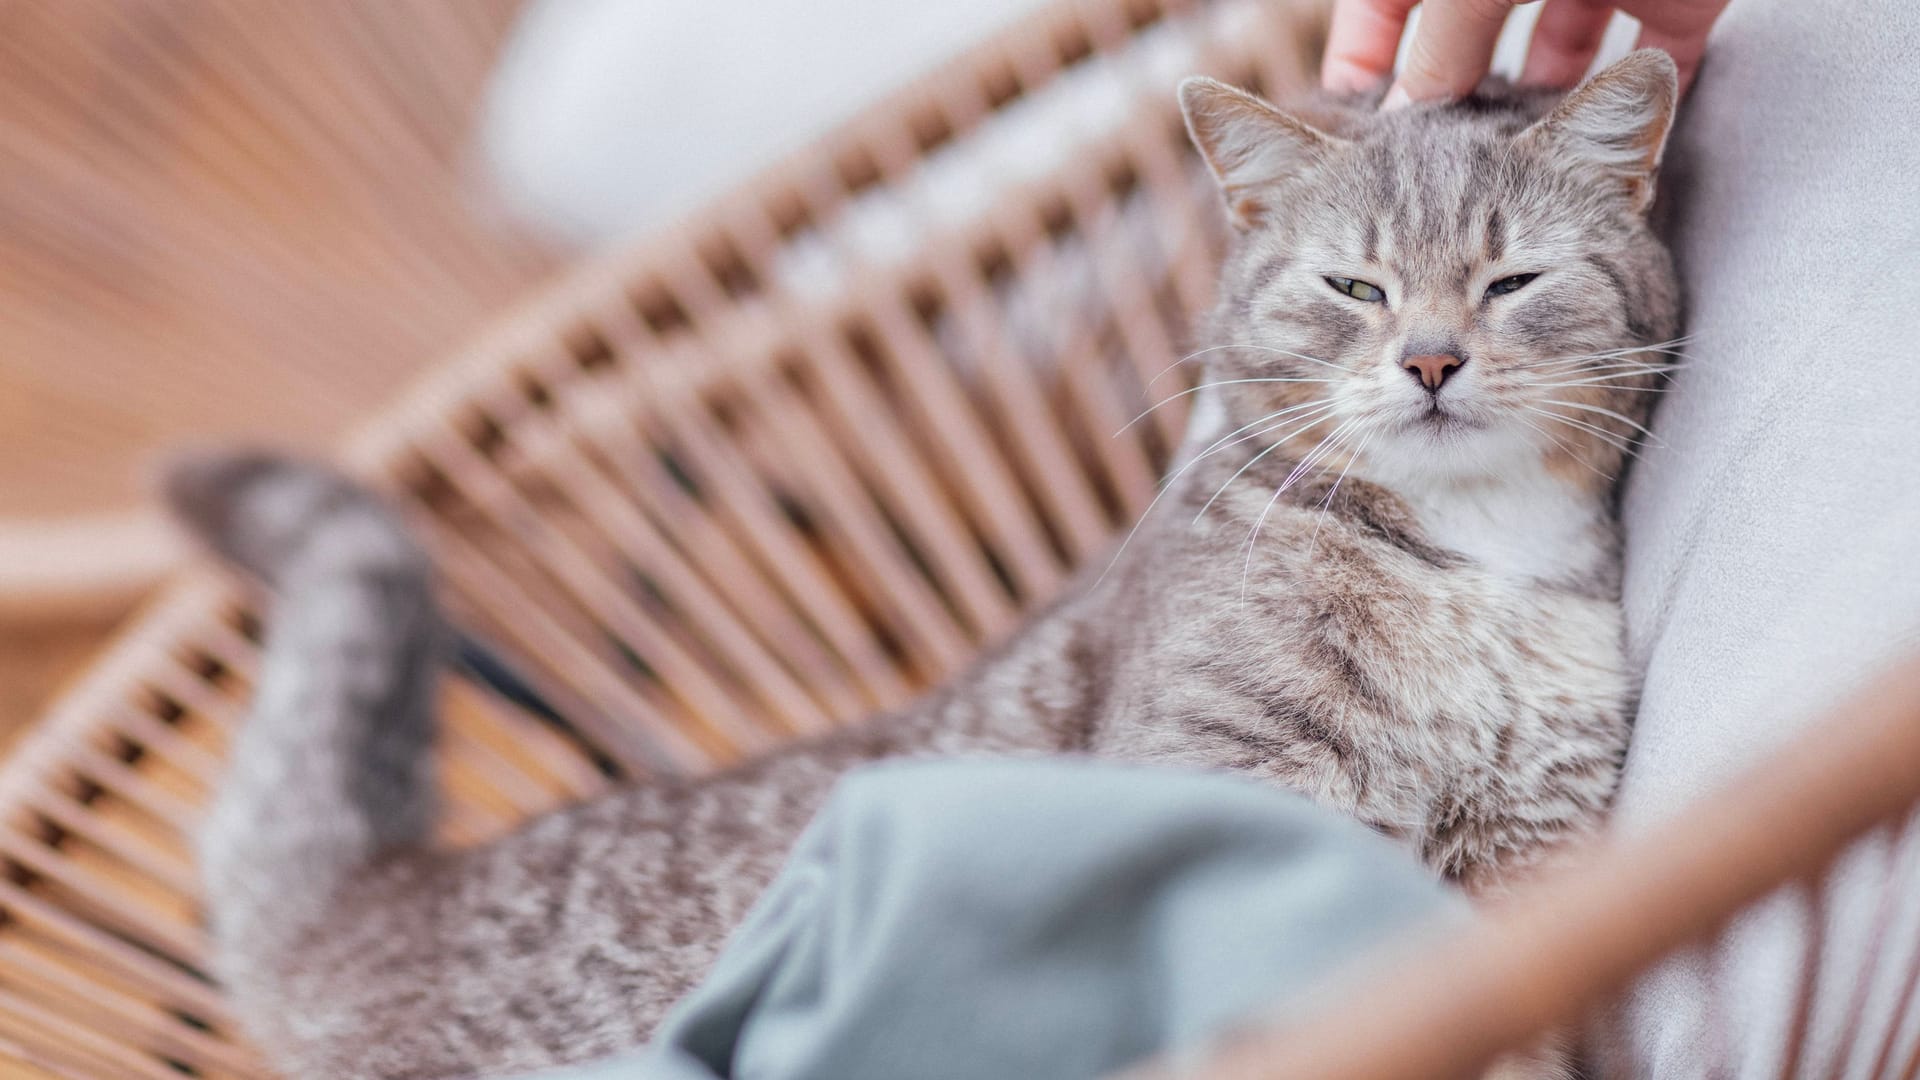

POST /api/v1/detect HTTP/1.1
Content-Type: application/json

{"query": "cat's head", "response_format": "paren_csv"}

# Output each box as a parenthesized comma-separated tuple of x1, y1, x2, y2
(1179, 50, 1681, 490)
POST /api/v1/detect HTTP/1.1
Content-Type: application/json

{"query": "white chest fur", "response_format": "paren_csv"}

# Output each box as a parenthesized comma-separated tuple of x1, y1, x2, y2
(1411, 480, 1606, 582)
(1412, 468, 1609, 583)
(1181, 401, 1612, 585)
(1358, 448, 1612, 584)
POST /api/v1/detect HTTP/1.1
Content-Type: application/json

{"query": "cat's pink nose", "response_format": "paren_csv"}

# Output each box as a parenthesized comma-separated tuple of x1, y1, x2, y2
(1402, 353, 1463, 391)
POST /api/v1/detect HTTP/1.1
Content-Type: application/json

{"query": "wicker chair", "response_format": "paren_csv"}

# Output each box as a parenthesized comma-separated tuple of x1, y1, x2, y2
(2, 1, 1916, 1077)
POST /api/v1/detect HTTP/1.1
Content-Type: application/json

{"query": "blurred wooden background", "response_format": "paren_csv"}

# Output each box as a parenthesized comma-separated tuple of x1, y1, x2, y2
(0, 0, 554, 741)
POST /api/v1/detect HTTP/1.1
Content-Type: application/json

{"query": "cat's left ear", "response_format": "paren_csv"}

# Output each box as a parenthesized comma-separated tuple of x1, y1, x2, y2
(1180, 77, 1345, 230)
(1519, 49, 1678, 214)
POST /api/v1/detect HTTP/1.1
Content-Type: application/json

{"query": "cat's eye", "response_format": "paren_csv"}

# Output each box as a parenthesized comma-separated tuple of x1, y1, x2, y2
(1485, 273, 1539, 298)
(1325, 276, 1386, 303)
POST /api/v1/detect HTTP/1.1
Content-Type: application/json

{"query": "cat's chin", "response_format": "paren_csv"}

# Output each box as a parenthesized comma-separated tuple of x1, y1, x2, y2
(1357, 415, 1548, 489)
(1401, 404, 1483, 436)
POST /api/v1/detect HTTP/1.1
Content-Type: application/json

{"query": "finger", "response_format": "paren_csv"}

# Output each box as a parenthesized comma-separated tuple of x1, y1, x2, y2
(1390, 0, 1519, 106)
(1323, 0, 1422, 92)
(1631, 1, 1724, 94)
(1520, 0, 1616, 88)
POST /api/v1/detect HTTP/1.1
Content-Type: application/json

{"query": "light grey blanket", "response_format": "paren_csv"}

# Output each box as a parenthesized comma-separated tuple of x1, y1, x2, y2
(537, 759, 1456, 1079)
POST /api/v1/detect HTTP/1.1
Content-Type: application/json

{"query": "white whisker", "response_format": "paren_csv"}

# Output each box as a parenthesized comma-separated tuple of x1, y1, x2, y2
(1521, 357, 1681, 380)
(1524, 375, 1674, 392)
(1142, 344, 1260, 387)
(1522, 362, 1688, 389)
(1240, 419, 1360, 600)
(1093, 401, 1332, 586)
(1180, 400, 1340, 471)
(1537, 399, 1663, 443)
(1193, 407, 1339, 523)
(1524, 407, 1643, 455)
(1116, 378, 1339, 435)
(1142, 342, 1361, 387)
(1304, 428, 1374, 563)
(1508, 335, 1695, 373)
(1552, 355, 1686, 372)
(1226, 343, 1359, 375)
(1275, 418, 1355, 497)
(1515, 417, 1617, 483)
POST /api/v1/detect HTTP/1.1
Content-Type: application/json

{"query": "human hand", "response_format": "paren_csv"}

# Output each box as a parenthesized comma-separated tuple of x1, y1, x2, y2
(1321, 0, 1730, 106)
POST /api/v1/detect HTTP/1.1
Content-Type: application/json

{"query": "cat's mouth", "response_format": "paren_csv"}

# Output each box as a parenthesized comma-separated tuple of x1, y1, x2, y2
(1406, 402, 1479, 434)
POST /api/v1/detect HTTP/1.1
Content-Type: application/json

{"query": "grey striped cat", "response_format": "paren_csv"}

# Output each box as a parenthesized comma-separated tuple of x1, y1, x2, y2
(168, 50, 1680, 1080)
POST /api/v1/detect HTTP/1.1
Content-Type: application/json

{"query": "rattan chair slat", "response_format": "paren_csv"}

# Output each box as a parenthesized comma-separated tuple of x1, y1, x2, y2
(3, 838, 207, 965)
(525, 366, 881, 721)
(559, 324, 918, 706)
(415, 418, 792, 747)
(653, 251, 992, 656)
(15, 787, 199, 899)
(0, 939, 264, 1078)
(0, 874, 233, 1023)
(396, 505, 695, 773)
(480, 389, 850, 729)
(51, 746, 202, 841)
(0, 985, 188, 1080)
(439, 680, 601, 803)
(1863, 826, 1920, 1080)
(90, 705, 225, 790)
(772, 181, 1074, 601)
(0, 1026, 125, 1080)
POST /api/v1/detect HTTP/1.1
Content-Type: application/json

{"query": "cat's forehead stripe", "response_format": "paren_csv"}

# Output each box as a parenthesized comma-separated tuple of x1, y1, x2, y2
(1296, 126, 1602, 281)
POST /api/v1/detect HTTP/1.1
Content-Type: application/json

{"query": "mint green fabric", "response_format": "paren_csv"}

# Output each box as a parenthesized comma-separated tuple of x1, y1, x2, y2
(541, 759, 1458, 1079)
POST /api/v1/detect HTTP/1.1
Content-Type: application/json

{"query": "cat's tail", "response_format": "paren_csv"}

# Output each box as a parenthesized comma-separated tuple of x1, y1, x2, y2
(162, 451, 442, 967)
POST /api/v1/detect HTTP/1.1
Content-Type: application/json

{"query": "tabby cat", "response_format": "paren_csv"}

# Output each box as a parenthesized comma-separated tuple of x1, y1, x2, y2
(167, 51, 1681, 1079)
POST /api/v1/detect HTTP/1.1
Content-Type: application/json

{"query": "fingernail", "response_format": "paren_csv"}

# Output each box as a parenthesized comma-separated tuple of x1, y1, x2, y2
(1382, 84, 1412, 111)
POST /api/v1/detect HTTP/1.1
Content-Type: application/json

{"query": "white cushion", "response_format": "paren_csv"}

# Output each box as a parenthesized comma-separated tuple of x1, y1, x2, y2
(1605, 1, 1920, 1074)
(478, 0, 1051, 248)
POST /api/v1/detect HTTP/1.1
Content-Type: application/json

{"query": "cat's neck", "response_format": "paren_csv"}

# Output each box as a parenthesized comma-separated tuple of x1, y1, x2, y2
(1178, 398, 1618, 588)
(1354, 444, 1616, 588)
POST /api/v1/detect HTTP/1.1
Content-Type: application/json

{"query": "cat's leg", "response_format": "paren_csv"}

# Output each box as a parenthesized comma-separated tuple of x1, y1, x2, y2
(196, 715, 907, 1079)
(1430, 736, 1619, 1080)
(164, 453, 1064, 1079)
(1423, 708, 1624, 899)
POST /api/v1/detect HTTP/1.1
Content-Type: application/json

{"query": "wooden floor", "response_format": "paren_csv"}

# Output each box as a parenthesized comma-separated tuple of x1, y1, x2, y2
(0, 0, 556, 738)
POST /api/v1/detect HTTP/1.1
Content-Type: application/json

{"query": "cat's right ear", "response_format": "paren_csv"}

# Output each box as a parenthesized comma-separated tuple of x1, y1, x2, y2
(1516, 49, 1678, 214)
(1179, 77, 1342, 230)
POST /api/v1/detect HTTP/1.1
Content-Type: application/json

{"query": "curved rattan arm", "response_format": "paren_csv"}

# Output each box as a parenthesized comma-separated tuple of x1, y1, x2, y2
(1122, 651, 1920, 1080)
(0, 512, 180, 624)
